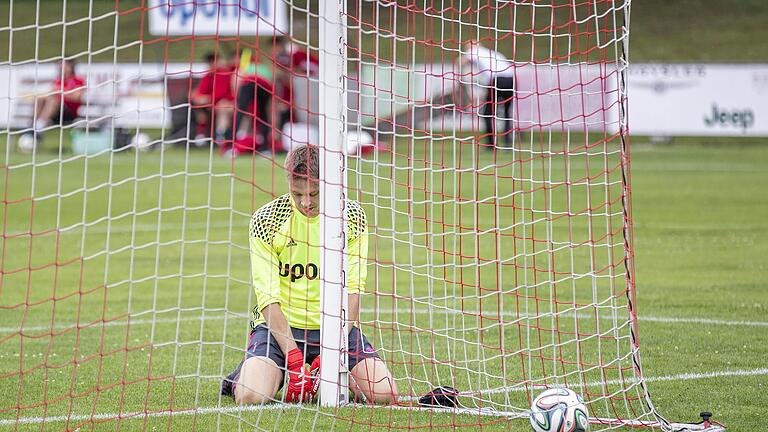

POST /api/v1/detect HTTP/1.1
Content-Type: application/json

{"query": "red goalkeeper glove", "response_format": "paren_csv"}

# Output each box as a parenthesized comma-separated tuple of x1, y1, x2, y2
(310, 355, 321, 394)
(285, 348, 316, 403)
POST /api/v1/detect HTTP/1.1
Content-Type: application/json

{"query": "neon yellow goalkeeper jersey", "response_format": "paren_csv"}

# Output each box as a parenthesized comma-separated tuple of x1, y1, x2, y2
(248, 194, 369, 330)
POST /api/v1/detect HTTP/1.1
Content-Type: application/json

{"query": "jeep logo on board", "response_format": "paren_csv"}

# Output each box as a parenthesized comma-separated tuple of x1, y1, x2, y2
(278, 261, 319, 282)
(703, 104, 755, 131)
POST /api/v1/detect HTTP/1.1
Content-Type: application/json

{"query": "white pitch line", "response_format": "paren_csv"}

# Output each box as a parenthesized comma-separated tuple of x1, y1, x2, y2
(2, 309, 767, 334)
(644, 367, 768, 384)
(0, 403, 296, 426)
(1, 368, 766, 426)
(631, 315, 768, 327)
(359, 309, 768, 328)
(0, 315, 235, 334)
(4, 221, 238, 237)
(453, 368, 768, 399)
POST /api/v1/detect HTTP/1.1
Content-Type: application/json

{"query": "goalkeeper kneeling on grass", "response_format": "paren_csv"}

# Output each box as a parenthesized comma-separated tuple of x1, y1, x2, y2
(222, 144, 398, 405)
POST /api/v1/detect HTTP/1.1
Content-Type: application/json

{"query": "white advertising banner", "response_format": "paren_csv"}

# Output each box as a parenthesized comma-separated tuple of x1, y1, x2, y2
(147, 0, 287, 36)
(1, 61, 765, 137)
(359, 62, 622, 133)
(627, 64, 768, 136)
(0, 63, 203, 129)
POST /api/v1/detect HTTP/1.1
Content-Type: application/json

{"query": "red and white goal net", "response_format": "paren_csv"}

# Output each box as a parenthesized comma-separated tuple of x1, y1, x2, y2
(0, 1, 700, 430)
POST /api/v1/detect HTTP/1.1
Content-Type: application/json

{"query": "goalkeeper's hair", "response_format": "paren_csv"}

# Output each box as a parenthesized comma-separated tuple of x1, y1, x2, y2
(285, 145, 319, 181)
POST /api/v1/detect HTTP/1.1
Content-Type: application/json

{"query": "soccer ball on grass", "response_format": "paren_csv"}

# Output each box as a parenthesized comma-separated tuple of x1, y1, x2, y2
(131, 132, 152, 151)
(17, 133, 36, 153)
(529, 388, 589, 432)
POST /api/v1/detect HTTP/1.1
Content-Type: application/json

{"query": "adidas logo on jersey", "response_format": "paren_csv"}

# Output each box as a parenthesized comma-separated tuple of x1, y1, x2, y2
(287, 239, 297, 247)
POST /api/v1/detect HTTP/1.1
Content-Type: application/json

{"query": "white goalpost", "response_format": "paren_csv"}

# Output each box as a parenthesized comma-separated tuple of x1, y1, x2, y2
(318, 0, 350, 408)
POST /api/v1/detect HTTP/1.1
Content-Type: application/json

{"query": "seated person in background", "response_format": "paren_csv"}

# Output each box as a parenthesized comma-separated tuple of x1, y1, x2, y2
(229, 35, 318, 156)
(231, 53, 282, 154)
(19, 58, 85, 152)
(275, 35, 319, 78)
(190, 51, 236, 146)
(273, 35, 318, 128)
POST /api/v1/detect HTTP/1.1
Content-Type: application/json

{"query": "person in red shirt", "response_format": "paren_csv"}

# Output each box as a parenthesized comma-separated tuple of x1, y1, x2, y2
(270, 36, 319, 148)
(228, 37, 319, 155)
(190, 52, 236, 146)
(29, 58, 85, 137)
(275, 35, 319, 78)
(231, 54, 281, 154)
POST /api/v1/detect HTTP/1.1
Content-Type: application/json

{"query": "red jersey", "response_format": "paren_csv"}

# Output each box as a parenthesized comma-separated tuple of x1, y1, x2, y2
(289, 50, 318, 76)
(195, 66, 235, 103)
(277, 46, 319, 77)
(239, 73, 274, 93)
(54, 76, 85, 115)
(274, 46, 318, 105)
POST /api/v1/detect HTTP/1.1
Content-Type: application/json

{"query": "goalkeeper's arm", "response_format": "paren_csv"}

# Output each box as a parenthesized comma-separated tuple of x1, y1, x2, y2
(262, 302, 316, 402)
(250, 225, 315, 402)
(261, 303, 298, 354)
(348, 293, 360, 328)
(346, 201, 368, 328)
(250, 222, 300, 355)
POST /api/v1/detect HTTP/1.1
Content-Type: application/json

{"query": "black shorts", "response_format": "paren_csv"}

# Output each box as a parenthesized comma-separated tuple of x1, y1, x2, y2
(235, 324, 380, 388)
(58, 105, 78, 124)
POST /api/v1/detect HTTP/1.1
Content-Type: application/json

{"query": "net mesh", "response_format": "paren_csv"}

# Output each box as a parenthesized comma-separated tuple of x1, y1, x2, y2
(0, 0, 673, 430)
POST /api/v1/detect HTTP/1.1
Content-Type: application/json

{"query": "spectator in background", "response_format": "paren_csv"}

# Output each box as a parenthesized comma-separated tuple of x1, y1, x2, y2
(228, 35, 319, 156)
(274, 35, 319, 129)
(459, 39, 516, 149)
(275, 35, 319, 78)
(190, 51, 236, 147)
(231, 53, 280, 153)
(274, 35, 320, 150)
(19, 58, 85, 152)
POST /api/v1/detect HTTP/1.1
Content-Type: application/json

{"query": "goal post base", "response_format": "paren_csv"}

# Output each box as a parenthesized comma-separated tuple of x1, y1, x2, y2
(665, 411, 726, 432)
(665, 423, 726, 432)
(351, 404, 727, 432)
(590, 411, 726, 431)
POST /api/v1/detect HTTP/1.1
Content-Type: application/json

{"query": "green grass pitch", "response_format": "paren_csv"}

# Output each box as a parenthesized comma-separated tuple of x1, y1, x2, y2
(1, 0, 767, 429)
(0, 134, 766, 431)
